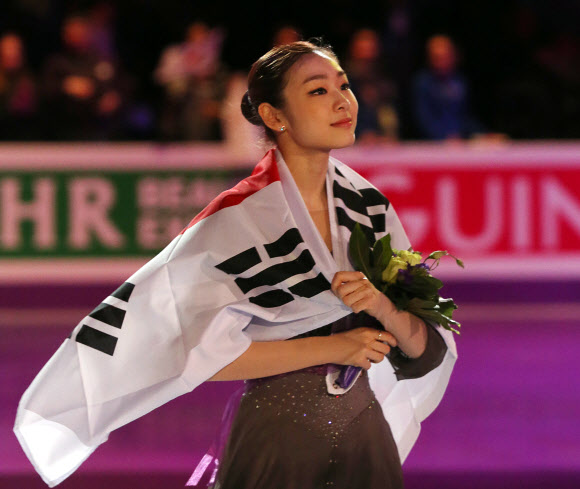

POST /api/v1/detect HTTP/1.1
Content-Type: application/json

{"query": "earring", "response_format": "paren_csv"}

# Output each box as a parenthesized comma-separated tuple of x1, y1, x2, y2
(280, 126, 286, 132)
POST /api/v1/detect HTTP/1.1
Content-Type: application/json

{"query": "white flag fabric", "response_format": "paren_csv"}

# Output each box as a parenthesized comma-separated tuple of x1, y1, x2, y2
(14, 148, 457, 486)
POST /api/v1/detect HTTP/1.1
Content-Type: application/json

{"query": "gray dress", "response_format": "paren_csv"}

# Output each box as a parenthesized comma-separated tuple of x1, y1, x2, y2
(211, 313, 447, 489)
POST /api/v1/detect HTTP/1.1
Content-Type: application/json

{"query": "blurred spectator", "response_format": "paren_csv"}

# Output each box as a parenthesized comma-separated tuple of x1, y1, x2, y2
(87, 1, 117, 61)
(154, 21, 228, 141)
(381, 0, 415, 80)
(41, 14, 130, 140)
(535, 33, 580, 138)
(220, 71, 261, 154)
(380, 0, 418, 139)
(491, 5, 553, 139)
(272, 25, 302, 46)
(0, 2, 573, 142)
(0, 32, 39, 140)
(345, 28, 399, 144)
(88, 2, 155, 140)
(536, 33, 580, 86)
(412, 35, 485, 141)
(492, 3, 580, 139)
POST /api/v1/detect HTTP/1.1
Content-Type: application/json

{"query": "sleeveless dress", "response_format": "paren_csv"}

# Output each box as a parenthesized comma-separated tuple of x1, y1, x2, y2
(210, 313, 448, 489)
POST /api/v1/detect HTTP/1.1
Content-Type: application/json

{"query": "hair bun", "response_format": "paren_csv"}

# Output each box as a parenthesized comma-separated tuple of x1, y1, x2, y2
(241, 91, 262, 126)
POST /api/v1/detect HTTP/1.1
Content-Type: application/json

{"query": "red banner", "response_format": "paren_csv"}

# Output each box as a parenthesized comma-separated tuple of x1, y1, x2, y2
(338, 144, 580, 278)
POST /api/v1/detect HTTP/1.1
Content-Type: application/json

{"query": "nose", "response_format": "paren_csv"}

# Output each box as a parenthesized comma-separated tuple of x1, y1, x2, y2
(335, 90, 351, 111)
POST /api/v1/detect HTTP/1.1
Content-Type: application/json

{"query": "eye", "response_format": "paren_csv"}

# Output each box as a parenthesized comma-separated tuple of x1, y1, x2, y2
(309, 87, 327, 95)
(341, 82, 351, 90)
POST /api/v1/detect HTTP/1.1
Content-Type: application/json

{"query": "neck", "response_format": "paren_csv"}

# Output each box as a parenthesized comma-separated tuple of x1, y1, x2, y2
(277, 144, 329, 209)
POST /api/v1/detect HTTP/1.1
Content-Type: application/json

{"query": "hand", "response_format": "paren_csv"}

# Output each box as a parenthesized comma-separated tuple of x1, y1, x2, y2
(331, 271, 395, 321)
(327, 327, 397, 370)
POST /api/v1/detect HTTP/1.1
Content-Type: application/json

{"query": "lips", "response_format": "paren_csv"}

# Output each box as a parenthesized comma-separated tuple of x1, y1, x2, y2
(331, 117, 353, 127)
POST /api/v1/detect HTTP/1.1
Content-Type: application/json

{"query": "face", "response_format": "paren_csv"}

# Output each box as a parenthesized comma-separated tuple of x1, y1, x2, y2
(0, 35, 23, 70)
(428, 37, 456, 75)
(63, 18, 92, 52)
(350, 29, 380, 61)
(187, 22, 210, 43)
(277, 52, 358, 152)
(273, 27, 301, 46)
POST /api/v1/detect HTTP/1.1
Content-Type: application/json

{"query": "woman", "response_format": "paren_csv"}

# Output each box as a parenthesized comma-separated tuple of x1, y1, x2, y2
(197, 40, 452, 489)
(14, 40, 455, 489)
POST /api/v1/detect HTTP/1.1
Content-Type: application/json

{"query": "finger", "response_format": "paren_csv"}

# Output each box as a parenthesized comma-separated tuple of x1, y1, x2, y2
(385, 335, 398, 348)
(346, 283, 375, 303)
(377, 332, 398, 348)
(348, 294, 375, 313)
(331, 271, 367, 292)
(336, 279, 365, 295)
(366, 329, 397, 348)
(371, 340, 391, 356)
(366, 349, 385, 364)
(336, 279, 371, 298)
(339, 287, 372, 306)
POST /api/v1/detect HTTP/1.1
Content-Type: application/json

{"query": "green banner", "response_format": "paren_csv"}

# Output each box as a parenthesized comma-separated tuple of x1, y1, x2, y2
(0, 169, 250, 257)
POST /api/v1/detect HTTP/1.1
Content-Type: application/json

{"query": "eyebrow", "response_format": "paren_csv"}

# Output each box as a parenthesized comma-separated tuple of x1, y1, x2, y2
(302, 70, 346, 84)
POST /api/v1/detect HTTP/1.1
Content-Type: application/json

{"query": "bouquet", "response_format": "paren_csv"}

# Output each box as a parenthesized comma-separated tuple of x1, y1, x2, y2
(349, 223, 464, 334)
(334, 223, 464, 389)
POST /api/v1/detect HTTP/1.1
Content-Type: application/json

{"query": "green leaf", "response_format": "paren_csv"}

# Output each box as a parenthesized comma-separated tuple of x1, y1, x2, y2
(405, 297, 461, 334)
(376, 233, 394, 260)
(402, 272, 443, 299)
(438, 319, 461, 334)
(371, 233, 393, 281)
(371, 239, 383, 281)
(438, 298, 458, 318)
(426, 250, 465, 269)
(424, 310, 461, 334)
(427, 250, 448, 260)
(348, 223, 372, 278)
(438, 315, 461, 334)
(407, 297, 438, 311)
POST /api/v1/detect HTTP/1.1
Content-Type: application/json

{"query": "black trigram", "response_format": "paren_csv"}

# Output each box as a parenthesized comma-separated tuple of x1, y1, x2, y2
(216, 228, 330, 308)
(333, 168, 389, 242)
(74, 282, 135, 356)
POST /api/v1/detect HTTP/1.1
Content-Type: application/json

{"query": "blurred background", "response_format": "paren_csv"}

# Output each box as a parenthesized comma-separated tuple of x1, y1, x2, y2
(1, 0, 579, 488)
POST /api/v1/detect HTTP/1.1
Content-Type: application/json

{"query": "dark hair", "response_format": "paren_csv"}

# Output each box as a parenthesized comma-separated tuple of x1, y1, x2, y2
(241, 39, 338, 141)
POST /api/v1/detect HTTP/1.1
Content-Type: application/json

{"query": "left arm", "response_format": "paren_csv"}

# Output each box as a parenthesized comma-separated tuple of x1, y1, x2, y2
(331, 271, 428, 358)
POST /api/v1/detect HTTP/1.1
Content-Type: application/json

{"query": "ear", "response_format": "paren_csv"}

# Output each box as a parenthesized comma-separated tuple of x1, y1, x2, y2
(258, 103, 286, 133)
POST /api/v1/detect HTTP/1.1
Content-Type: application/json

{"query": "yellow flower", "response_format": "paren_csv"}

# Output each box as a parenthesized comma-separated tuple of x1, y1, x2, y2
(398, 249, 422, 266)
(382, 257, 408, 283)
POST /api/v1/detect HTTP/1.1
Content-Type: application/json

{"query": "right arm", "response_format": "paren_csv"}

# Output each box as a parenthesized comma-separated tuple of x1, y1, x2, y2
(208, 327, 397, 381)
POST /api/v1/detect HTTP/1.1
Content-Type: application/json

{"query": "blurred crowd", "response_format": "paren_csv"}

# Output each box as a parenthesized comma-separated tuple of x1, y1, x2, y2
(0, 0, 579, 143)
